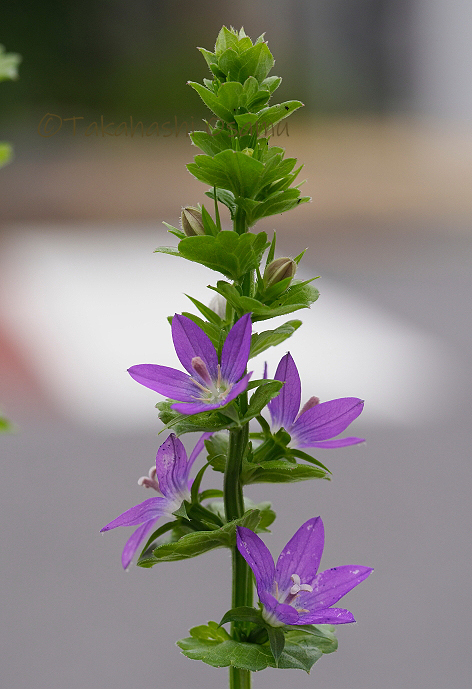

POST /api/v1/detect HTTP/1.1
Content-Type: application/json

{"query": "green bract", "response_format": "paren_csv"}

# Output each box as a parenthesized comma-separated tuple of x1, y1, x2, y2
(177, 621, 337, 673)
(137, 509, 261, 566)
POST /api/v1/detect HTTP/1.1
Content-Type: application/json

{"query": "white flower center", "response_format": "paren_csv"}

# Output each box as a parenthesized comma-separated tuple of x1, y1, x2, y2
(190, 358, 232, 403)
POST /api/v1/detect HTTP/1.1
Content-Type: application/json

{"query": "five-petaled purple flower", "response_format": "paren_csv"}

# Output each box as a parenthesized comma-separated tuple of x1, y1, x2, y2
(128, 313, 252, 415)
(267, 352, 364, 448)
(237, 517, 372, 627)
(101, 433, 210, 569)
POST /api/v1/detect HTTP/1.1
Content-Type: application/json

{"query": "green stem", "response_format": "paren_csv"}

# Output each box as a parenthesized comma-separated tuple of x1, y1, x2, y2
(224, 424, 252, 689)
(225, 199, 252, 689)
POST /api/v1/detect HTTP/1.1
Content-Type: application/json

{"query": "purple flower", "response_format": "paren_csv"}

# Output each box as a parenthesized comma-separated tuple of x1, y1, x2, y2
(128, 313, 252, 415)
(237, 518, 372, 627)
(267, 352, 364, 449)
(101, 433, 210, 569)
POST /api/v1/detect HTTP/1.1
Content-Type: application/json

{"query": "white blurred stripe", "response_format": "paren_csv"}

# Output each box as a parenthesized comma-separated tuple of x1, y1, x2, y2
(0, 225, 458, 430)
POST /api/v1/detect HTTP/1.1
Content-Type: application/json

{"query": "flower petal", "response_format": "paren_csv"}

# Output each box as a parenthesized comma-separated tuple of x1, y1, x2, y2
(236, 526, 275, 593)
(188, 432, 213, 469)
(260, 590, 299, 626)
(155, 434, 189, 499)
(299, 565, 373, 610)
(275, 517, 324, 595)
(128, 364, 197, 401)
(171, 372, 252, 415)
(267, 352, 301, 431)
(291, 398, 364, 444)
(100, 497, 169, 531)
(220, 313, 252, 383)
(297, 436, 365, 449)
(172, 314, 218, 381)
(121, 518, 159, 570)
(297, 607, 356, 625)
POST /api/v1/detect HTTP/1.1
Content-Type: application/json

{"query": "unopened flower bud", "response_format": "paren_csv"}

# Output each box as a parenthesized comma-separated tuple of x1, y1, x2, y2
(181, 206, 205, 236)
(264, 257, 297, 287)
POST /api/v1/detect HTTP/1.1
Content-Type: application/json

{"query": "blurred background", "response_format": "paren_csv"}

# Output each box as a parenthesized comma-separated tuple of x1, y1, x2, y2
(1, 2, 471, 688)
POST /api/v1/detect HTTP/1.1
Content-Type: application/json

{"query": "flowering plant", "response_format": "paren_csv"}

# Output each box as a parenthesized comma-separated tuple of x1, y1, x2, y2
(101, 26, 372, 687)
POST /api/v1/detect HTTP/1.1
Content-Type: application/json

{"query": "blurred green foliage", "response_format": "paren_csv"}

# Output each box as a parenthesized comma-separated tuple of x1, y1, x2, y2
(1, 0, 391, 125)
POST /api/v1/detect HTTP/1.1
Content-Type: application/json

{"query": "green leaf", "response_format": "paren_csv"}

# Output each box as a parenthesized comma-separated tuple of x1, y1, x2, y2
(256, 101, 303, 129)
(162, 221, 185, 240)
(261, 76, 282, 93)
(247, 90, 272, 111)
(219, 607, 264, 627)
(205, 188, 237, 217)
(178, 630, 272, 671)
(172, 501, 190, 519)
(236, 42, 274, 83)
(139, 509, 261, 565)
(218, 48, 241, 81)
(243, 381, 284, 422)
(204, 433, 228, 472)
(189, 150, 265, 198)
(283, 625, 338, 654)
(185, 294, 223, 325)
(188, 82, 234, 122)
(200, 205, 219, 236)
(267, 626, 285, 665)
(217, 81, 244, 113)
(177, 624, 331, 672)
(198, 489, 224, 501)
(273, 279, 319, 308)
(198, 48, 218, 70)
(206, 498, 275, 532)
(190, 130, 232, 156)
(242, 76, 259, 102)
(215, 27, 240, 56)
(234, 112, 260, 130)
(243, 459, 327, 485)
(178, 231, 268, 280)
(290, 448, 331, 474)
(138, 520, 182, 564)
(210, 281, 315, 322)
(153, 245, 181, 257)
(238, 189, 311, 226)
(249, 320, 302, 358)
(157, 400, 234, 435)
(190, 463, 212, 503)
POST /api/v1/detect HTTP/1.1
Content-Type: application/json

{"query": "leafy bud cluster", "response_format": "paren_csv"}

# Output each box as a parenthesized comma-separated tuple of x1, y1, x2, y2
(185, 26, 310, 228)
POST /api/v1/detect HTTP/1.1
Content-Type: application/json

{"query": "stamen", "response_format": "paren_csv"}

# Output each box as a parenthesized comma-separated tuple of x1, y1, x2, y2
(191, 356, 213, 387)
(190, 378, 212, 394)
(289, 573, 313, 596)
(138, 468, 160, 492)
(298, 396, 320, 417)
